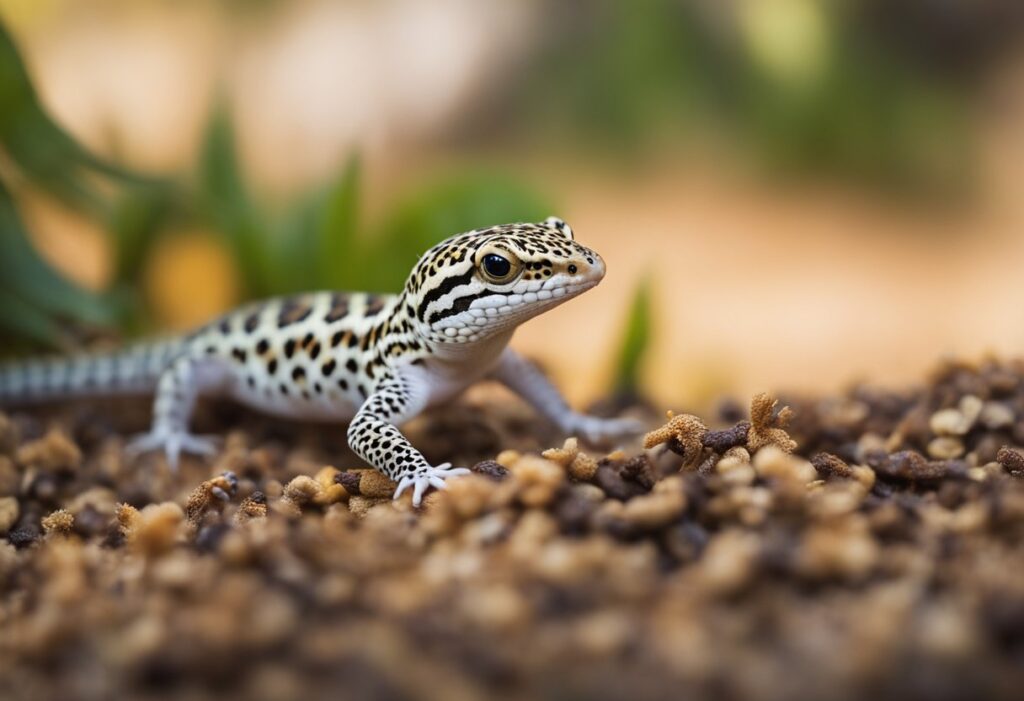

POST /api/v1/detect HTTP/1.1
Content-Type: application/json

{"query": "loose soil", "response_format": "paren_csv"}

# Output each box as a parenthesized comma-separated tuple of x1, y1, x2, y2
(2, 358, 1024, 701)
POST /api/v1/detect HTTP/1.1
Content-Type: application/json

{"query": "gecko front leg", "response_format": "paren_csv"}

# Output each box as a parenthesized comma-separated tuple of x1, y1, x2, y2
(347, 371, 469, 506)
(491, 348, 644, 444)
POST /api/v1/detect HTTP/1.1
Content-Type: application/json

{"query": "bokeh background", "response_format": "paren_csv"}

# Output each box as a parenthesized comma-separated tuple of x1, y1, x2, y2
(2, 0, 1024, 408)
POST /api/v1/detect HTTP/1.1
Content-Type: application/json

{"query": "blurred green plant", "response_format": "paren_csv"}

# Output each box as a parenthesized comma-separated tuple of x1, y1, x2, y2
(610, 278, 653, 395)
(512, 0, 975, 196)
(0, 21, 163, 213)
(0, 179, 115, 348)
(0, 17, 651, 405)
(0, 18, 554, 352)
(0, 19, 155, 350)
(196, 104, 553, 298)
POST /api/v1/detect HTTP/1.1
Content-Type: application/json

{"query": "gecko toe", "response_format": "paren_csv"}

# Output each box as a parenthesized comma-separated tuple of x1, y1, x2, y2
(125, 430, 221, 469)
(393, 476, 414, 501)
(412, 480, 428, 506)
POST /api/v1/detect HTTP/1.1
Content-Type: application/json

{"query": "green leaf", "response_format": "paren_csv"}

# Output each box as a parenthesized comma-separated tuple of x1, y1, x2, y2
(611, 277, 653, 393)
(0, 179, 114, 329)
(198, 104, 274, 296)
(314, 153, 361, 290)
(272, 192, 323, 295)
(0, 287, 67, 348)
(0, 20, 166, 214)
(108, 185, 177, 285)
(267, 155, 362, 295)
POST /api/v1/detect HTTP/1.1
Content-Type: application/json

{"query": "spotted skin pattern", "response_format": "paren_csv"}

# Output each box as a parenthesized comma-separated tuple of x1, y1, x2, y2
(0, 218, 641, 504)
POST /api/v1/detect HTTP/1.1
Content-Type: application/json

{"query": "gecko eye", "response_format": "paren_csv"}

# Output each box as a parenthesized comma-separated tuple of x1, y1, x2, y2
(481, 254, 513, 281)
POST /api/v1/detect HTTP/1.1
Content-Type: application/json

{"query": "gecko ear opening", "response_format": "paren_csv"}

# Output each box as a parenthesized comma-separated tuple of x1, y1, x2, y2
(544, 216, 574, 241)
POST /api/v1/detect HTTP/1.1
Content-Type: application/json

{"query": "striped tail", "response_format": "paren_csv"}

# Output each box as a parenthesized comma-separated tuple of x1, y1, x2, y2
(0, 339, 186, 405)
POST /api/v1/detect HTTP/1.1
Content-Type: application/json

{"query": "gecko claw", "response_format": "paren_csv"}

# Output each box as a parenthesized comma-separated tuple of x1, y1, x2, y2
(393, 463, 471, 507)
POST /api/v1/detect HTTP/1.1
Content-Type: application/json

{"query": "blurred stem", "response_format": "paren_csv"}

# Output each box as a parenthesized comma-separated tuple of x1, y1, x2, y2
(611, 277, 653, 395)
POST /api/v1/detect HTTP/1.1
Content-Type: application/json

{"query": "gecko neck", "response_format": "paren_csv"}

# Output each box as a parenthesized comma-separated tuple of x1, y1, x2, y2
(423, 328, 514, 368)
(377, 291, 510, 375)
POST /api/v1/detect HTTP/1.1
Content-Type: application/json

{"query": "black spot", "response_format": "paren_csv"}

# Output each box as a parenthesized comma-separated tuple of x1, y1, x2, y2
(292, 367, 306, 381)
(301, 332, 314, 349)
(219, 319, 231, 335)
(322, 360, 337, 376)
(244, 312, 260, 333)
(365, 295, 386, 316)
(314, 382, 322, 394)
(347, 334, 359, 348)
(268, 359, 278, 375)
(247, 377, 255, 388)
(325, 293, 349, 323)
(345, 358, 358, 373)
(277, 297, 313, 328)
(279, 384, 289, 396)
(331, 330, 345, 347)
(256, 339, 270, 354)
(231, 349, 247, 363)
(338, 378, 349, 391)
(284, 339, 297, 358)
(309, 342, 321, 360)
(205, 346, 217, 355)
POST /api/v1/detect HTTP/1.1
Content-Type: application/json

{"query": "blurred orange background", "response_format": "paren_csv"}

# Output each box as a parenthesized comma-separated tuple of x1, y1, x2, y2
(4, 0, 1024, 408)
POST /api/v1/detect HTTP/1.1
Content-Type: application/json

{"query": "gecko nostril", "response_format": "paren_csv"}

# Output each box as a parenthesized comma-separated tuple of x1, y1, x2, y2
(568, 264, 578, 274)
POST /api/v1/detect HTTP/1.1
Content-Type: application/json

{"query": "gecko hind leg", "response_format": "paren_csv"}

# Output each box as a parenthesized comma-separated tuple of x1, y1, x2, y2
(126, 355, 229, 470)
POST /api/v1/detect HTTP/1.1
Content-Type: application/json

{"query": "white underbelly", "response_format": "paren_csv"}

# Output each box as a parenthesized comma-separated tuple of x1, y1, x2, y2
(228, 382, 359, 422)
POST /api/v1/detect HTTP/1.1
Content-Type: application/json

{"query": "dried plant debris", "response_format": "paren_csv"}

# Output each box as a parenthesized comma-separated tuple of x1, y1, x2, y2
(185, 471, 239, 525)
(747, 392, 798, 453)
(542, 437, 599, 481)
(4, 360, 1024, 700)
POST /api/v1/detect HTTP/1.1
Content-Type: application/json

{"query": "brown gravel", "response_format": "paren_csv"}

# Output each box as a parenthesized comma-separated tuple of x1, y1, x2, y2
(2, 358, 1024, 700)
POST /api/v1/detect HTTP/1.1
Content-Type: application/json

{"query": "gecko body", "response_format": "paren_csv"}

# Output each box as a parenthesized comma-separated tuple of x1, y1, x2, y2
(0, 218, 640, 504)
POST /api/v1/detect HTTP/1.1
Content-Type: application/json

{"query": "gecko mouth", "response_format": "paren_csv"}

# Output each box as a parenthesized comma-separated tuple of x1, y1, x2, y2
(429, 275, 602, 339)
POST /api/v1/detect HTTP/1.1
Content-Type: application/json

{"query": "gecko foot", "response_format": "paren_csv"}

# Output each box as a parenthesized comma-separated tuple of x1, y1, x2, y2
(393, 463, 472, 507)
(125, 430, 222, 470)
(566, 415, 646, 446)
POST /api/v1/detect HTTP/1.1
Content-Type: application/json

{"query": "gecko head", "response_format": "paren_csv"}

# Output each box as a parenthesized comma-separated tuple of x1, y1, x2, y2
(405, 217, 605, 344)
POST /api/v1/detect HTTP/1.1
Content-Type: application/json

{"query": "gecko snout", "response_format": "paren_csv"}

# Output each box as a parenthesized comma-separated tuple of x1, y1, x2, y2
(568, 250, 605, 283)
